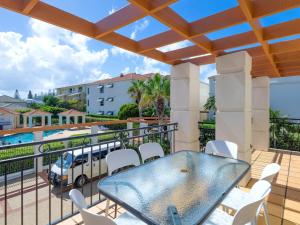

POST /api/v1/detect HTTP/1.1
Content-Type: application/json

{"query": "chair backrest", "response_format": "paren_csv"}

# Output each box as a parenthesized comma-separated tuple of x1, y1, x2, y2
(260, 163, 281, 182)
(233, 180, 271, 225)
(106, 149, 140, 176)
(205, 140, 238, 159)
(80, 208, 117, 225)
(139, 142, 164, 163)
(69, 189, 87, 210)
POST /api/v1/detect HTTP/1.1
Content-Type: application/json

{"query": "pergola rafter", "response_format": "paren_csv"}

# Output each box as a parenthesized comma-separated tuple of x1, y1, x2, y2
(1, 0, 300, 77)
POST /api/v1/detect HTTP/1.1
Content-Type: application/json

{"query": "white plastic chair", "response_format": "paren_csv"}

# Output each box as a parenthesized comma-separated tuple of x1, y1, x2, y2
(106, 149, 140, 176)
(205, 140, 238, 159)
(260, 163, 281, 182)
(105, 149, 140, 217)
(221, 163, 280, 225)
(69, 189, 145, 225)
(204, 180, 271, 225)
(139, 142, 164, 163)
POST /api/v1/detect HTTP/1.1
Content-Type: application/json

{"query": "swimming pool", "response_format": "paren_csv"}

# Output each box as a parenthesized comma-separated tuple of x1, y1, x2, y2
(0, 130, 63, 145)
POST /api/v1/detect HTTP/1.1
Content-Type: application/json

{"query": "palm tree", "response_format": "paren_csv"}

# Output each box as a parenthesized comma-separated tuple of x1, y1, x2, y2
(142, 73, 170, 123)
(128, 80, 145, 117)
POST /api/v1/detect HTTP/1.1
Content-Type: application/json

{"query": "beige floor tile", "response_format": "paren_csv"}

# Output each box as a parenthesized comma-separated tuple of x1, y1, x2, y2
(283, 209, 300, 224)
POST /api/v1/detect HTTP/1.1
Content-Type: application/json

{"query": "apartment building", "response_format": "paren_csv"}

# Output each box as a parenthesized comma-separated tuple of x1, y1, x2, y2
(56, 83, 89, 103)
(86, 73, 152, 115)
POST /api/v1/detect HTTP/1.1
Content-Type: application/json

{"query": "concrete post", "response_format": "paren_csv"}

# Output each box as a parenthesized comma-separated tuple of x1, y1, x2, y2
(48, 115, 52, 126)
(23, 115, 27, 128)
(29, 116, 33, 128)
(139, 122, 148, 136)
(215, 51, 252, 185)
(91, 125, 99, 145)
(74, 116, 78, 124)
(127, 122, 133, 145)
(66, 116, 70, 124)
(59, 115, 63, 125)
(41, 116, 45, 127)
(34, 131, 44, 173)
(82, 116, 86, 124)
(170, 62, 200, 151)
(252, 76, 270, 151)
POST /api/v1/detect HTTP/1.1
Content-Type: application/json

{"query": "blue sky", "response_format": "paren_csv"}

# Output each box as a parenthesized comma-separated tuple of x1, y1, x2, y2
(0, 0, 299, 98)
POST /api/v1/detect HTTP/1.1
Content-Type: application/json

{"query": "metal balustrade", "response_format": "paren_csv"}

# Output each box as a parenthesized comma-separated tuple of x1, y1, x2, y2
(0, 123, 177, 225)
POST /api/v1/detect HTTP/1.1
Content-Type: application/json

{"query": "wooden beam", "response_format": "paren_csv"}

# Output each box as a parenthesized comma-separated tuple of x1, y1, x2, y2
(237, 0, 280, 76)
(274, 50, 300, 63)
(165, 46, 207, 62)
(23, 0, 39, 14)
(138, 30, 185, 53)
(263, 19, 300, 41)
(95, 5, 146, 38)
(252, 0, 300, 19)
(270, 38, 300, 54)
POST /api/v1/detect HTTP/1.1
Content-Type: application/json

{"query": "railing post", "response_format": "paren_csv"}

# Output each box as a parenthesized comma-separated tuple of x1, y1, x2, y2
(91, 125, 99, 144)
(127, 122, 133, 145)
(33, 131, 43, 173)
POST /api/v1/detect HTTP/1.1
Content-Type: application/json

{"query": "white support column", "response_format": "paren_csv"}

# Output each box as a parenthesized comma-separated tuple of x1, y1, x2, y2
(74, 116, 78, 124)
(66, 116, 70, 124)
(41, 116, 45, 127)
(139, 122, 147, 136)
(170, 62, 200, 151)
(59, 115, 63, 125)
(23, 115, 28, 128)
(82, 116, 86, 124)
(215, 51, 252, 185)
(34, 131, 43, 173)
(91, 125, 99, 145)
(48, 115, 52, 126)
(252, 76, 270, 151)
(127, 122, 133, 145)
(29, 116, 33, 128)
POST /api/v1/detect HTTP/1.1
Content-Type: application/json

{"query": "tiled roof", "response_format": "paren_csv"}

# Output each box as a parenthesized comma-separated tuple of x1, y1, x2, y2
(0, 95, 26, 104)
(0, 107, 19, 115)
(58, 109, 86, 116)
(91, 73, 153, 85)
(23, 109, 52, 116)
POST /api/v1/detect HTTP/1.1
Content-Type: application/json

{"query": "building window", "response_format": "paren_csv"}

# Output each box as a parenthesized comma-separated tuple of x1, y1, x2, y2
(107, 97, 114, 102)
(69, 88, 73, 94)
(98, 98, 104, 106)
(107, 111, 114, 115)
(97, 85, 104, 93)
(87, 100, 89, 106)
(87, 88, 89, 95)
(106, 83, 114, 88)
(78, 87, 82, 92)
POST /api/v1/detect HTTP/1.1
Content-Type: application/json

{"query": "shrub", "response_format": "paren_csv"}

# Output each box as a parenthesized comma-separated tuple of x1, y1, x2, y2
(118, 103, 139, 120)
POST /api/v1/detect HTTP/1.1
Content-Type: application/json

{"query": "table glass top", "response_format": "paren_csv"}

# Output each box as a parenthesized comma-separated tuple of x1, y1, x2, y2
(98, 151, 250, 225)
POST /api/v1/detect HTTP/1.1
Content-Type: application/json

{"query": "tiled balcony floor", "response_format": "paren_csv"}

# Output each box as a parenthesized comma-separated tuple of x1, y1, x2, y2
(59, 149, 300, 225)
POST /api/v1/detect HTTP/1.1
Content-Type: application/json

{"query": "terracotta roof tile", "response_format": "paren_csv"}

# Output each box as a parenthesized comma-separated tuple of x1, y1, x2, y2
(23, 109, 52, 116)
(58, 109, 86, 116)
(0, 107, 20, 115)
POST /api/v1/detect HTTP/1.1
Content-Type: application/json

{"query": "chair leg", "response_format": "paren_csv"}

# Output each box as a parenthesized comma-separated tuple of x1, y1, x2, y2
(263, 202, 270, 225)
(114, 203, 118, 218)
(105, 199, 110, 217)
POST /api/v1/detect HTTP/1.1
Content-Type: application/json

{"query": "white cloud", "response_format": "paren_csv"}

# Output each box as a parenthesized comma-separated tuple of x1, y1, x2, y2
(0, 19, 110, 97)
(135, 57, 169, 75)
(130, 19, 149, 40)
(200, 64, 217, 83)
(121, 67, 130, 74)
(108, 7, 116, 15)
(157, 40, 191, 52)
(110, 46, 139, 58)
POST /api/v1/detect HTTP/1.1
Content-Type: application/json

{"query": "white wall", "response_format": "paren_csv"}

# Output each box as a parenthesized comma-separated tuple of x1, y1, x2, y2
(200, 82, 209, 111)
(270, 76, 300, 118)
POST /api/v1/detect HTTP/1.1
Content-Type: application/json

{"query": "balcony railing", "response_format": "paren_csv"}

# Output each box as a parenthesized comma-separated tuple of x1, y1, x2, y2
(0, 123, 177, 225)
(199, 118, 300, 152)
(270, 118, 300, 151)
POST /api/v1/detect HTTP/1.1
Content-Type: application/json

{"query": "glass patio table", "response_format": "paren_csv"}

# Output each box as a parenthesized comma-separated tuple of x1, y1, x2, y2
(98, 151, 250, 225)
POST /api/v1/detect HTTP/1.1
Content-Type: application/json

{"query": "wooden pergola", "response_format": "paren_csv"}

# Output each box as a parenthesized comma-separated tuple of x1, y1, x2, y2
(1, 0, 300, 77)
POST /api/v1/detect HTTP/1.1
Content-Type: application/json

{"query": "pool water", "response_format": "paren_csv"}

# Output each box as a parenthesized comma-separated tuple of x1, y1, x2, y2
(0, 130, 63, 145)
